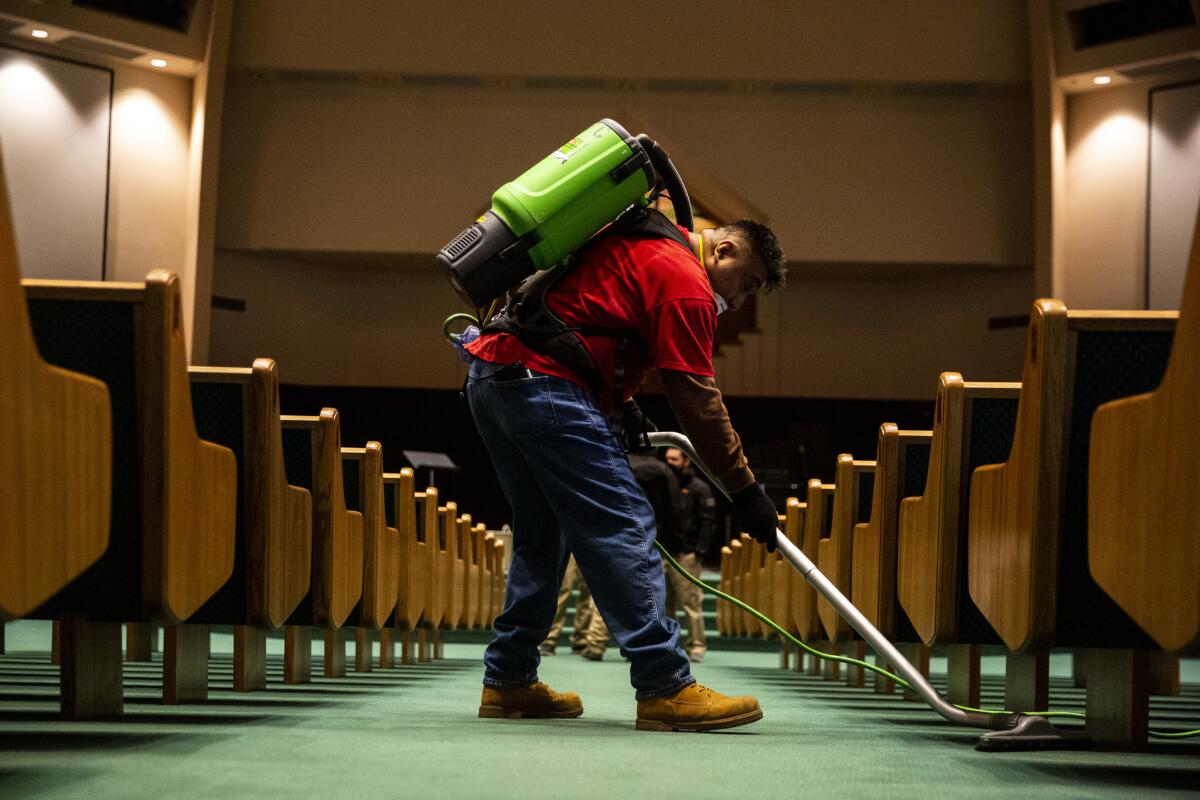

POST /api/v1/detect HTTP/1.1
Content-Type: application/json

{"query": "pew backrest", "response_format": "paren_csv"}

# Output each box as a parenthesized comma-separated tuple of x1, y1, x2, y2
(25, 271, 236, 622)
(1090, 212, 1200, 654)
(281, 410, 363, 628)
(0, 158, 111, 620)
(898, 374, 1019, 646)
(188, 360, 311, 628)
(968, 301, 1177, 652)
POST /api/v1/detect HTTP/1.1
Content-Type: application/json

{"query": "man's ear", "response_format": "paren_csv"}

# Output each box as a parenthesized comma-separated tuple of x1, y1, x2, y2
(714, 238, 739, 261)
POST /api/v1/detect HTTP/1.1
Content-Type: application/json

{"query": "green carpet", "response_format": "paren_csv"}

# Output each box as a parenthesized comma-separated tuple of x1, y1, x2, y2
(0, 620, 1197, 799)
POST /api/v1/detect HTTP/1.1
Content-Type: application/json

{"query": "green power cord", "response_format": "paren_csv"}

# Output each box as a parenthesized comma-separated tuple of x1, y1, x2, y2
(654, 542, 1200, 740)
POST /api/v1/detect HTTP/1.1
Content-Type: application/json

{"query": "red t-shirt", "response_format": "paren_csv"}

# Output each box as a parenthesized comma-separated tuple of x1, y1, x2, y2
(466, 226, 717, 415)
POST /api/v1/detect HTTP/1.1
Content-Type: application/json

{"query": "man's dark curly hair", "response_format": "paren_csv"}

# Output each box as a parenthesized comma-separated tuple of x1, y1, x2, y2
(719, 220, 787, 291)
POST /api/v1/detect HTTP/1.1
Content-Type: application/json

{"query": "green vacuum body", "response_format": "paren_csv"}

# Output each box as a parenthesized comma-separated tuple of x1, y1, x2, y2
(438, 118, 691, 308)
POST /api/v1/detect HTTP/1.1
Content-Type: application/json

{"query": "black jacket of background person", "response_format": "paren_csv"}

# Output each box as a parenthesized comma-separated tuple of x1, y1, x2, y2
(628, 453, 687, 554)
(677, 470, 717, 557)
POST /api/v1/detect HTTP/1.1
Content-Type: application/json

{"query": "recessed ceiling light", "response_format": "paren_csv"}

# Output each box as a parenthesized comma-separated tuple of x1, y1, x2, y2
(150, 58, 167, 68)
(31, 29, 49, 39)
(1093, 75, 1112, 85)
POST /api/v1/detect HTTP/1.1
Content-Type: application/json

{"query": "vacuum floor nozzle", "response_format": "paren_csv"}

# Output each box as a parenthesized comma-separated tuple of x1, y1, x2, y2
(976, 714, 1093, 752)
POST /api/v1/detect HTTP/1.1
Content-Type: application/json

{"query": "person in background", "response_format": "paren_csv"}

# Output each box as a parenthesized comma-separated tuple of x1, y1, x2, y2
(663, 446, 715, 662)
(541, 556, 610, 660)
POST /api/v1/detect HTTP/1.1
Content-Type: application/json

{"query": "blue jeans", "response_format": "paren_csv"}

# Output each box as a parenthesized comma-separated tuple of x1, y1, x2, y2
(467, 358, 694, 700)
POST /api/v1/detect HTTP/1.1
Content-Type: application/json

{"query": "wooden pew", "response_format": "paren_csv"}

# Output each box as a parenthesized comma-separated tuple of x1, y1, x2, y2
(968, 299, 1177, 748)
(417, 488, 443, 661)
(717, 545, 733, 635)
(462, 515, 481, 630)
(489, 533, 505, 627)
(383, 468, 427, 664)
(770, 505, 801, 653)
(779, 498, 806, 669)
(340, 442, 400, 672)
(793, 479, 834, 672)
(897, 374, 1020, 706)
(438, 502, 466, 643)
(729, 536, 748, 636)
(851, 424, 932, 693)
(23, 270, 236, 719)
(162, 360, 312, 700)
(1089, 212, 1200, 657)
(817, 455, 875, 682)
(0, 156, 111, 625)
(279, 410, 364, 681)
(471, 521, 491, 629)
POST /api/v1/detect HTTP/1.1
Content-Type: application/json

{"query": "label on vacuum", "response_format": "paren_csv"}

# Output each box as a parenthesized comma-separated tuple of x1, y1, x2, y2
(550, 136, 588, 164)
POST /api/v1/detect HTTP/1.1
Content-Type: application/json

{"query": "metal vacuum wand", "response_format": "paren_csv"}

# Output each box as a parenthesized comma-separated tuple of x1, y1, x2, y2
(645, 431, 1083, 747)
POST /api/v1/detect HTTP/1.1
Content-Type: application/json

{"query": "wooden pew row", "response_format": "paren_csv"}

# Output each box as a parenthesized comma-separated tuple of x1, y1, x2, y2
(337, 442, 400, 673)
(22, 271, 237, 719)
(0, 156, 112, 627)
(159, 360, 312, 702)
(1089, 208, 1200, 658)
(280, 410, 364, 681)
(898, 375, 1020, 707)
(417, 488, 443, 660)
(817, 454, 875, 684)
(851, 424, 932, 695)
(794, 479, 834, 674)
(384, 469, 426, 664)
(968, 300, 1178, 748)
(778, 498, 805, 668)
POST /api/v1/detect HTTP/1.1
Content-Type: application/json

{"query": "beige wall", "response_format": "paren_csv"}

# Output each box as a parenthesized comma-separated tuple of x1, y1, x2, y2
(105, 66, 192, 288)
(209, 250, 470, 388)
(207, 1, 1036, 397)
(216, 81, 1034, 267)
(210, 248, 1032, 399)
(228, 0, 1029, 84)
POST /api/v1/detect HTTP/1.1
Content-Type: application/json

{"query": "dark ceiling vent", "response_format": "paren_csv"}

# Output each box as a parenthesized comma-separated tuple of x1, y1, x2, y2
(1069, 0, 1197, 50)
(1117, 54, 1200, 78)
(73, 0, 197, 34)
(58, 35, 145, 60)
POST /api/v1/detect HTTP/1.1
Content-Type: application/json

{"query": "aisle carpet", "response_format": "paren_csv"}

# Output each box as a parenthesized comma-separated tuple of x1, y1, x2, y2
(0, 620, 1197, 799)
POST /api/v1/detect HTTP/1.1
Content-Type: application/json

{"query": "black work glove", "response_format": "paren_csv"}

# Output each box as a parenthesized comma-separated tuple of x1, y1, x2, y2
(622, 399, 657, 453)
(731, 483, 778, 552)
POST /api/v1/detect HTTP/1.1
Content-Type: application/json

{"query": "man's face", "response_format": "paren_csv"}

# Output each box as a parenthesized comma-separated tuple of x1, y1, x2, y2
(707, 236, 767, 313)
(665, 448, 689, 475)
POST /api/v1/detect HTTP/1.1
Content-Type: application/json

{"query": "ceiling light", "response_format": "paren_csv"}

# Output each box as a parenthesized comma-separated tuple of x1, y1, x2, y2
(150, 58, 167, 68)
(31, 29, 48, 39)
(1093, 75, 1112, 85)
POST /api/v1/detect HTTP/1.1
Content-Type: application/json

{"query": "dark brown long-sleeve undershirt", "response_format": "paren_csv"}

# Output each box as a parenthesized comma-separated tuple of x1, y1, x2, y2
(659, 369, 755, 493)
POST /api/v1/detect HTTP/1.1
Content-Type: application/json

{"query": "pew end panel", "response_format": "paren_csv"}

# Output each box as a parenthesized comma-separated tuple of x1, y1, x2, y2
(23, 272, 236, 624)
(341, 442, 397, 630)
(818, 456, 875, 642)
(281, 410, 363, 630)
(795, 480, 834, 641)
(782, 497, 806, 635)
(851, 425, 931, 639)
(899, 374, 1020, 647)
(1090, 217, 1200, 654)
(968, 301, 1177, 653)
(418, 488, 445, 629)
(385, 468, 426, 631)
(188, 359, 311, 630)
(0, 157, 112, 619)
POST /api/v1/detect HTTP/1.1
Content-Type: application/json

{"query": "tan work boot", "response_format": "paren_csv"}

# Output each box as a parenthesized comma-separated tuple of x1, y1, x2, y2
(478, 681, 583, 719)
(635, 682, 762, 732)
